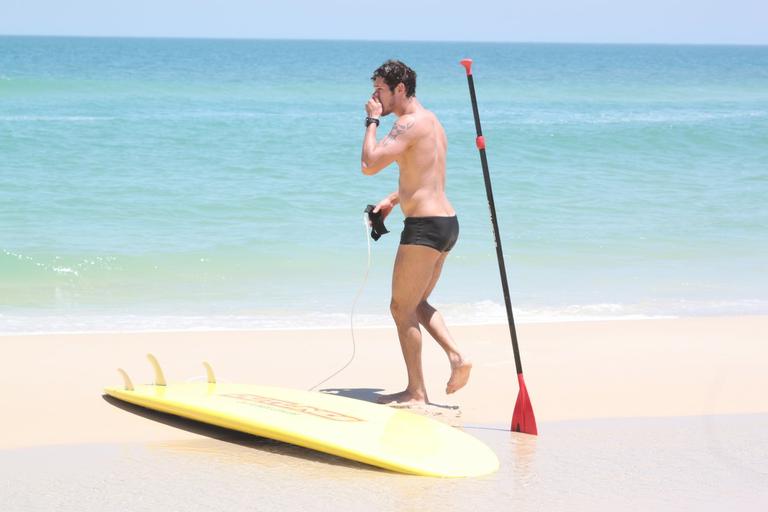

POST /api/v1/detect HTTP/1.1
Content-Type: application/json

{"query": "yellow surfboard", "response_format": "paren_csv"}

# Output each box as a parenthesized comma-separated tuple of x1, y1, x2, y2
(104, 355, 499, 477)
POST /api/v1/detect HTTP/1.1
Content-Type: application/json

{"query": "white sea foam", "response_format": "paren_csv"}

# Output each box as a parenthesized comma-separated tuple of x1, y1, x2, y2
(3, 299, 742, 336)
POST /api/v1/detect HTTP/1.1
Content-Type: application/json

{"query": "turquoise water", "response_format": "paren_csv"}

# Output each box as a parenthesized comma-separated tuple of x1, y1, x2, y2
(2, 37, 767, 332)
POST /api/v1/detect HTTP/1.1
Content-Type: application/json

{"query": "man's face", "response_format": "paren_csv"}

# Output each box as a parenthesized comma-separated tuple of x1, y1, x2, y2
(372, 77, 396, 116)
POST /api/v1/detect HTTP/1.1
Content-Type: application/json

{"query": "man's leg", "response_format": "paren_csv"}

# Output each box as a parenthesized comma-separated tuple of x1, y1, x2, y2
(378, 244, 442, 405)
(416, 253, 472, 394)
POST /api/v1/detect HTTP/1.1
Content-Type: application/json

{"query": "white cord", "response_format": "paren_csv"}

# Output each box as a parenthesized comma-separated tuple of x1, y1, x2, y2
(308, 212, 372, 391)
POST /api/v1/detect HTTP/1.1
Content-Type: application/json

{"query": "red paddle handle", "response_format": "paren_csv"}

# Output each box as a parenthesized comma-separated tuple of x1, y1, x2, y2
(460, 58, 473, 76)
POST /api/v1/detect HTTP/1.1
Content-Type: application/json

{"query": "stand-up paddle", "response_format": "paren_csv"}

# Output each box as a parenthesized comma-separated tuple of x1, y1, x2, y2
(460, 58, 537, 435)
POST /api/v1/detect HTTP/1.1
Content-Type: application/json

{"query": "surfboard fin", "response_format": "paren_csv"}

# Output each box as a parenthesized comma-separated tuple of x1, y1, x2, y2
(147, 353, 167, 386)
(203, 361, 216, 384)
(117, 368, 135, 391)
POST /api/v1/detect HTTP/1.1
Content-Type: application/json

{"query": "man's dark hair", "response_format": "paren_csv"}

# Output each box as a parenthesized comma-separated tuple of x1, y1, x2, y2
(371, 60, 417, 98)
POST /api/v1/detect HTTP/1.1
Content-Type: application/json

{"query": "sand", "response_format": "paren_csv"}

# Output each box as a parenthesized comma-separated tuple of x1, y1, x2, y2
(2, 316, 767, 510)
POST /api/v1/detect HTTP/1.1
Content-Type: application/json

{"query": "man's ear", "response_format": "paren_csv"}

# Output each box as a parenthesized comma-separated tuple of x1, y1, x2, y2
(396, 82, 406, 95)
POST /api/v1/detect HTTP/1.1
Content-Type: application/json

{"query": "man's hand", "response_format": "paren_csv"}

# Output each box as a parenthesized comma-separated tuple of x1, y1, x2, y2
(373, 195, 396, 221)
(365, 97, 383, 119)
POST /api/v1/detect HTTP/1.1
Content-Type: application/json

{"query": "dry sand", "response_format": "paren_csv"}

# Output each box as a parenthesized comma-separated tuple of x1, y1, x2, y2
(2, 315, 766, 448)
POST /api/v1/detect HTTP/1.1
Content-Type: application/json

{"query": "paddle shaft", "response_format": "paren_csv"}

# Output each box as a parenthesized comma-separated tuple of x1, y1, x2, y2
(462, 63, 523, 375)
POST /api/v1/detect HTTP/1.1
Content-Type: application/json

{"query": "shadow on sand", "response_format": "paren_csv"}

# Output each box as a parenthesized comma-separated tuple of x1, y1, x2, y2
(320, 387, 460, 412)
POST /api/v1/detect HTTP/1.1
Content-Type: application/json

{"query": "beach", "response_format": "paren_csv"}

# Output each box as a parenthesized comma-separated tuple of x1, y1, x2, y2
(2, 37, 768, 510)
(2, 316, 767, 510)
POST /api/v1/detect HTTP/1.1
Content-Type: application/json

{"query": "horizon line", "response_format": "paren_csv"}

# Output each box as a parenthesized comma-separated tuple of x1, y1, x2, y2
(1, 33, 767, 48)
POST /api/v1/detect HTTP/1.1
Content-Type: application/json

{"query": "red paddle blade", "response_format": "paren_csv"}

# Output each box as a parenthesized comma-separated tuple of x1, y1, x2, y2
(511, 373, 538, 435)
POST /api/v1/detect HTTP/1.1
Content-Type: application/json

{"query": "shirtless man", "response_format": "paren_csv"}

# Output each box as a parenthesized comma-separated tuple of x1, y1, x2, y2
(361, 60, 472, 405)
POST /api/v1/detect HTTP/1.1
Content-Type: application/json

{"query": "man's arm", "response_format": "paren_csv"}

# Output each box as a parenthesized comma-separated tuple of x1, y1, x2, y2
(361, 116, 416, 176)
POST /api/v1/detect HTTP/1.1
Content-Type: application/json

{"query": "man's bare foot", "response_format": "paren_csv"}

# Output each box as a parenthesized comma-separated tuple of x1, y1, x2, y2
(377, 390, 428, 406)
(446, 359, 472, 394)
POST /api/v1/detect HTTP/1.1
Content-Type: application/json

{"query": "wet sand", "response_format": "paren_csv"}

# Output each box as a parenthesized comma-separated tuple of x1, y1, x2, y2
(3, 414, 767, 511)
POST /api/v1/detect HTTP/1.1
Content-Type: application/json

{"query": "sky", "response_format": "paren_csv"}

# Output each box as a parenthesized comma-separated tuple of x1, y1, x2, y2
(1, 0, 766, 45)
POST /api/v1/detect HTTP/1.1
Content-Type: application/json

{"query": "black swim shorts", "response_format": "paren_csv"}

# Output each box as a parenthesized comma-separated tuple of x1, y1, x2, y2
(400, 216, 459, 253)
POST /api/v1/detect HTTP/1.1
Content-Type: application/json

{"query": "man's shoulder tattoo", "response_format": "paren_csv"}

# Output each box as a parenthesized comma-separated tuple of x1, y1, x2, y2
(383, 120, 415, 146)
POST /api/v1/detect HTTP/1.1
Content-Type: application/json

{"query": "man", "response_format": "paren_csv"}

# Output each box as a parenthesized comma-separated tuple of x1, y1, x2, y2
(361, 60, 471, 406)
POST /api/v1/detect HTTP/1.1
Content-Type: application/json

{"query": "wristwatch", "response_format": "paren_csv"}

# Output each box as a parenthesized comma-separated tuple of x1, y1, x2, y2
(365, 116, 380, 127)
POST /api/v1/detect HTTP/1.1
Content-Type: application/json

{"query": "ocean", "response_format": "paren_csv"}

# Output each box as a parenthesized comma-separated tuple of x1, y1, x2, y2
(2, 37, 767, 333)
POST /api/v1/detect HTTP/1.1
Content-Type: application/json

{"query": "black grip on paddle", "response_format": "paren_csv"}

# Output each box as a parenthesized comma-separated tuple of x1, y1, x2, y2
(462, 60, 524, 375)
